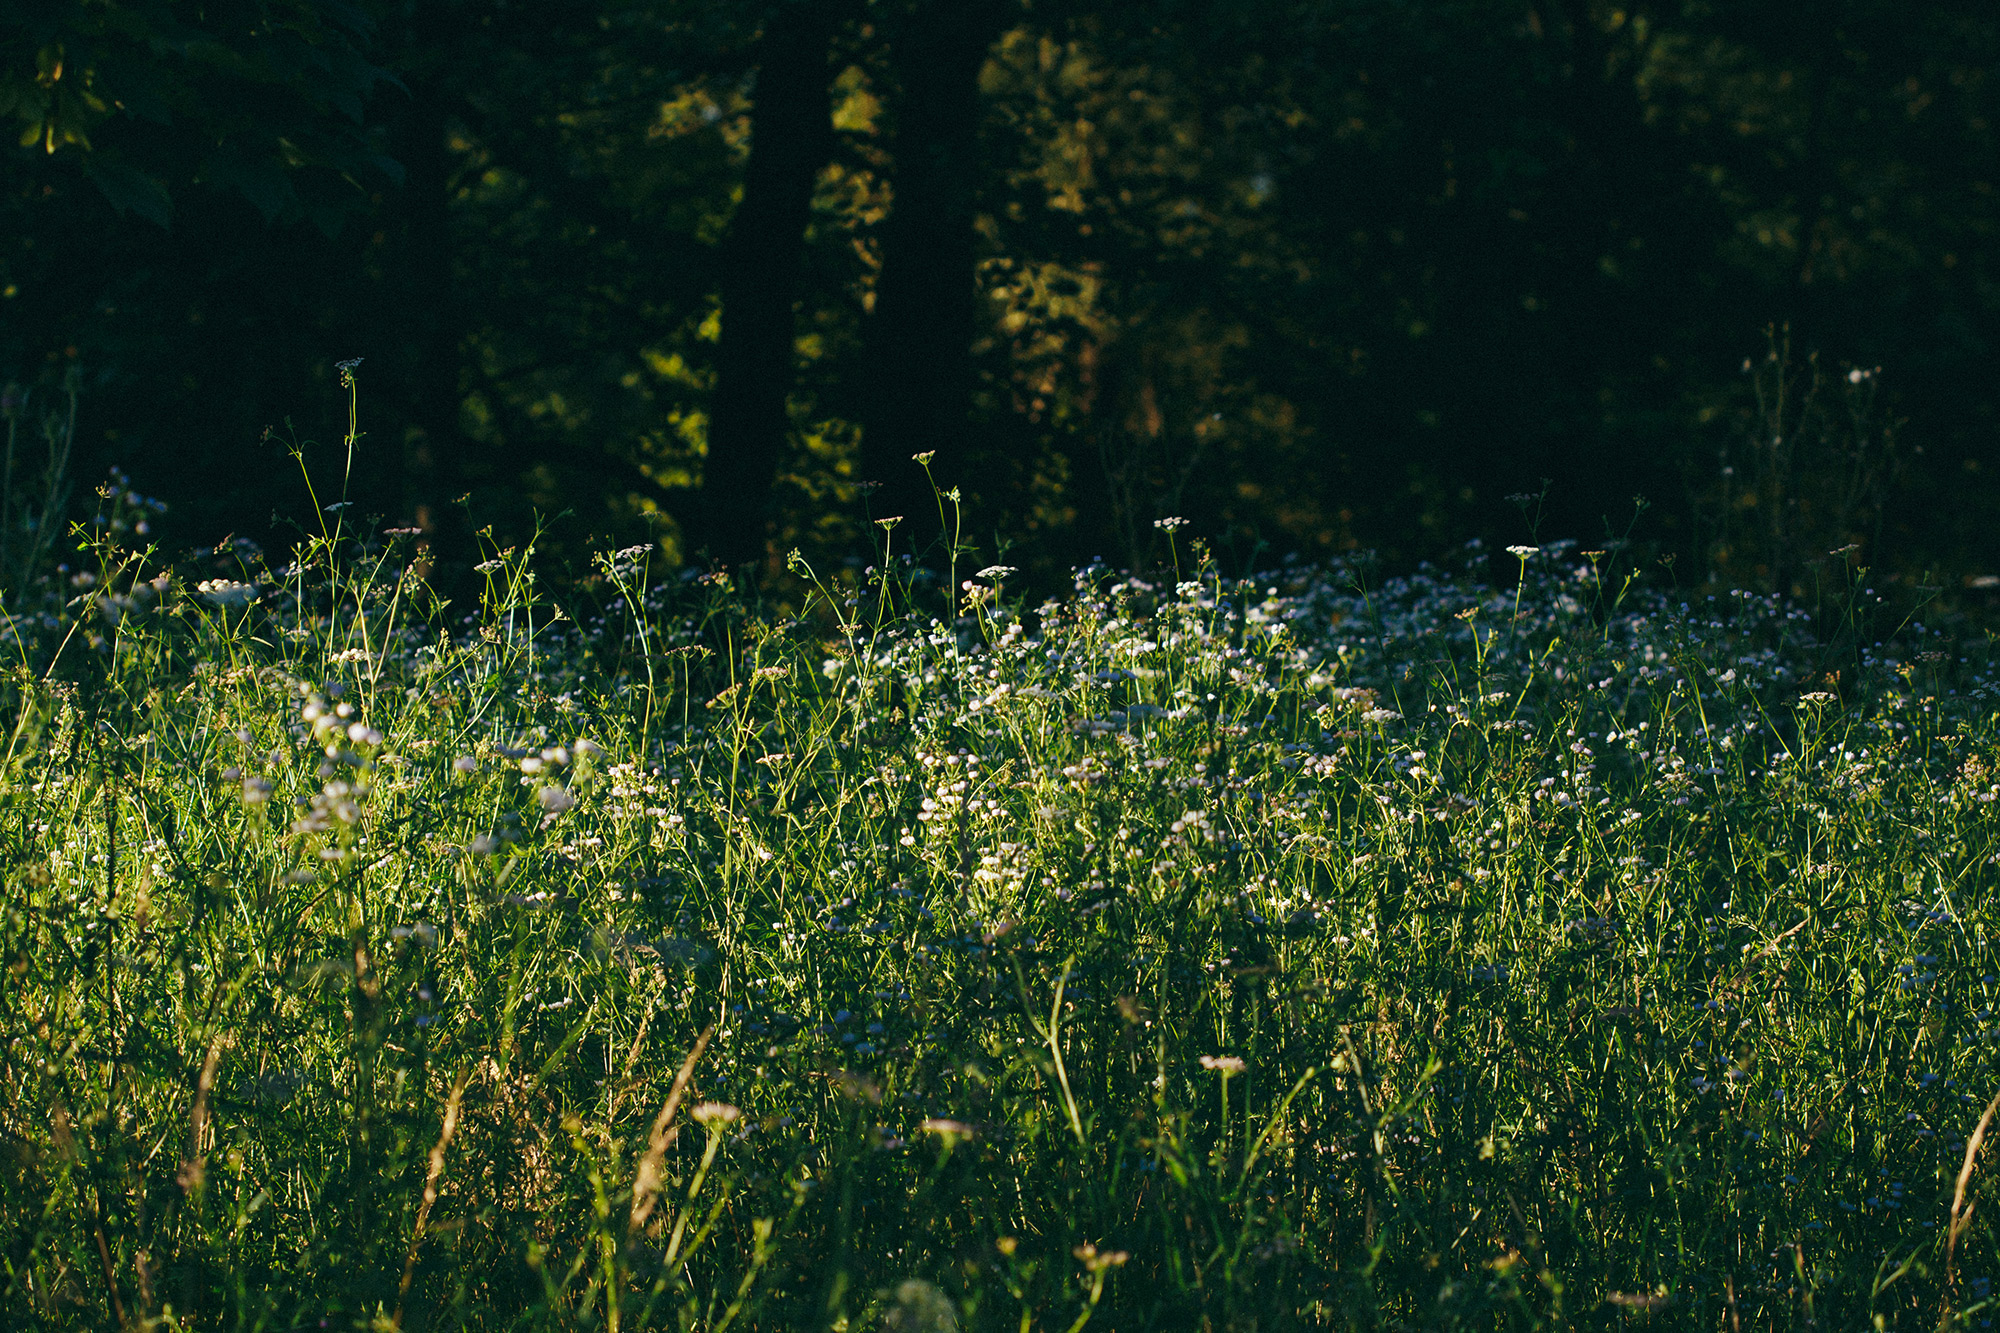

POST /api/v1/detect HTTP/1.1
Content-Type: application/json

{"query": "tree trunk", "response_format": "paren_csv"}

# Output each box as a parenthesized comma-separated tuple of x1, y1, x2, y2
(697, 1, 842, 573)
(857, 0, 1015, 559)
(398, 82, 465, 559)
(364, 0, 469, 573)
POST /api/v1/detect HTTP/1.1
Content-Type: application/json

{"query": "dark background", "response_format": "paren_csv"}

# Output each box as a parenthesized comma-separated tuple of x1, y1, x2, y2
(4, 0, 1996, 599)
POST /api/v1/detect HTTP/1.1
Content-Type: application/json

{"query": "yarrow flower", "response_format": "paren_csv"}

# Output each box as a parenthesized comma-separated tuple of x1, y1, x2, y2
(1074, 1244, 1132, 1271)
(196, 580, 257, 609)
(921, 1117, 977, 1140)
(1200, 1054, 1247, 1074)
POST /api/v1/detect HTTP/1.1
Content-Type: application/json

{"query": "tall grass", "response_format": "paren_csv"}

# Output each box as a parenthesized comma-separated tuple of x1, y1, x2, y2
(3, 461, 2000, 1329)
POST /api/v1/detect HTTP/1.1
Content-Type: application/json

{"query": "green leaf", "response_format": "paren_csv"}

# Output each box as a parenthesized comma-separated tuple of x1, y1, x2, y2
(205, 147, 300, 222)
(84, 160, 172, 228)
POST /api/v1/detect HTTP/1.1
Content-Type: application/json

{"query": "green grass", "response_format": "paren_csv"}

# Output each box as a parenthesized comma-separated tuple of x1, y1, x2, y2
(4, 515, 2000, 1331)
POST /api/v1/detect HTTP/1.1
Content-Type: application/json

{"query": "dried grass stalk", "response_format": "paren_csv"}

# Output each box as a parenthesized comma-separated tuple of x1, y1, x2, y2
(629, 1025, 714, 1236)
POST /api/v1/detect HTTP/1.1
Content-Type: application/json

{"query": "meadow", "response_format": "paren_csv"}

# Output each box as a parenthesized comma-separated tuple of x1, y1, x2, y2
(4, 493, 2000, 1331)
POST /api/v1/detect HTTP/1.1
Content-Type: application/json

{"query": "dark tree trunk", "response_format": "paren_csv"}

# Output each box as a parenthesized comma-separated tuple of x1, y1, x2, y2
(369, 0, 468, 573)
(399, 84, 464, 554)
(857, 0, 1015, 559)
(697, 1, 842, 573)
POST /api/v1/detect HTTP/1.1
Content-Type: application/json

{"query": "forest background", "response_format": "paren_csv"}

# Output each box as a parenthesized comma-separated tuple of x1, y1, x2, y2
(4, 0, 1997, 602)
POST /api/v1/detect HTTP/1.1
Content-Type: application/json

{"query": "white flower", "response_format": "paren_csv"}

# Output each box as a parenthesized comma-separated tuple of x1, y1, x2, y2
(391, 921, 438, 947)
(1200, 1054, 1246, 1074)
(196, 580, 257, 608)
(1506, 545, 1540, 559)
(537, 786, 576, 814)
(692, 1101, 741, 1126)
(921, 1117, 976, 1139)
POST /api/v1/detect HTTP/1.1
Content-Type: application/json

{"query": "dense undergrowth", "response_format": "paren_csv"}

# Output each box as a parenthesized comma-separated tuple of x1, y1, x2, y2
(4, 509, 2000, 1331)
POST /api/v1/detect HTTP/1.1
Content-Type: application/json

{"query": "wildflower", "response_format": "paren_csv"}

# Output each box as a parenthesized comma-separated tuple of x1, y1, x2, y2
(921, 1117, 977, 1140)
(1153, 516, 1189, 530)
(240, 776, 274, 804)
(469, 833, 502, 856)
(1361, 708, 1401, 725)
(1074, 1244, 1131, 1272)
(882, 1280, 957, 1333)
(196, 580, 257, 609)
(1200, 1054, 1247, 1074)
(537, 786, 576, 815)
(452, 755, 477, 774)
(1506, 545, 1539, 559)
(692, 1101, 741, 1126)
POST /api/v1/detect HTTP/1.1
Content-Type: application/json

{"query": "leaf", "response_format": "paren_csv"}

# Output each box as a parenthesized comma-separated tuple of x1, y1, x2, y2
(204, 147, 300, 222)
(84, 160, 173, 228)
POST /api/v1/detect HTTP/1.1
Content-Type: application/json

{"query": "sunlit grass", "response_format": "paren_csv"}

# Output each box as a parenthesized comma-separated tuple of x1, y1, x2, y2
(4, 513, 2000, 1331)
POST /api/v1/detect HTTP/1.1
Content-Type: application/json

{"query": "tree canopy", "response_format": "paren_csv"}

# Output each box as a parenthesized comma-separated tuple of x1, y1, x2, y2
(5, 0, 1996, 595)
